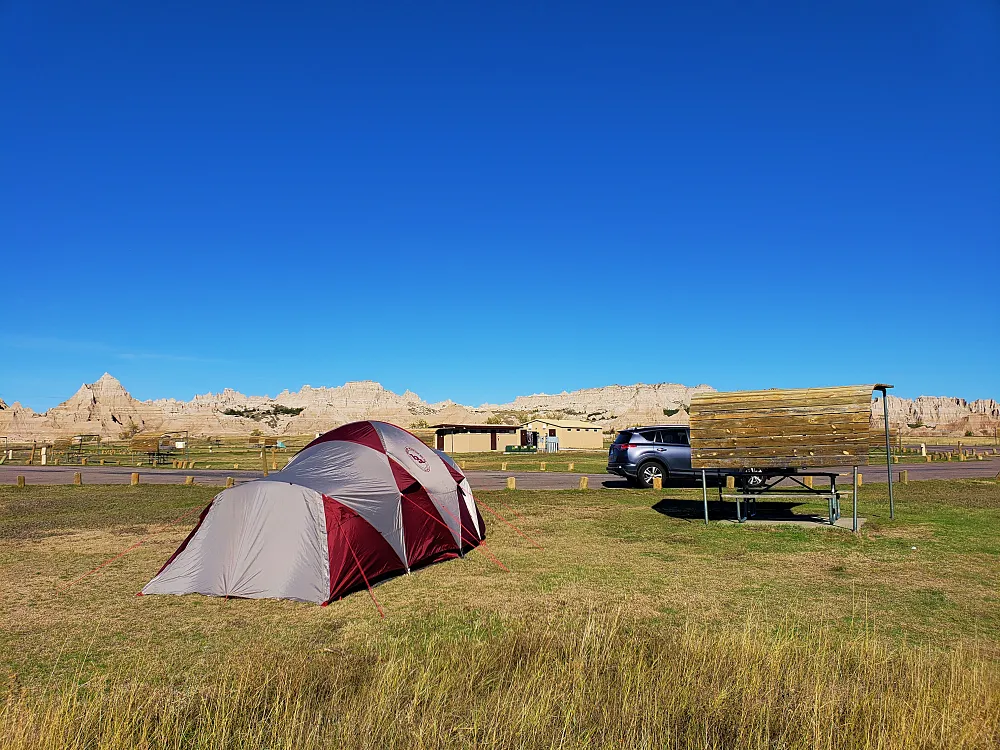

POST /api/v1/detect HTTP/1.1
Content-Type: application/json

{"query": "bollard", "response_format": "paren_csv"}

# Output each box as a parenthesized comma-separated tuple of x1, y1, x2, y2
(926, 455, 932, 463)
(857, 473, 863, 487)
(567, 462, 574, 471)
(81, 457, 87, 466)
(726, 475, 735, 490)
(73, 472, 82, 486)
(234, 463, 239, 469)
(506, 476, 516, 490)
(652, 476, 662, 490)
(190, 461, 197, 469)
(17, 475, 25, 488)
(501, 461, 508, 471)
(272, 461, 278, 470)
(803, 476, 813, 488)
(977, 454, 983, 461)
(892, 456, 899, 463)
(539, 462, 546, 471)
(459, 461, 465, 470)
(99, 459, 105, 466)
(579, 476, 588, 490)
(184, 476, 194, 485)
(131, 472, 139, 486)
(900, 469, 908, 484)
(225, 477, 235, 488)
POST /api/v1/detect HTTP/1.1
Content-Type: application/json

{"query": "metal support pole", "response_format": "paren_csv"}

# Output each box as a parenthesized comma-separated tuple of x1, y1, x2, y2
(881, 389, 894, 519)
(701, 469, 709, 525)
(852, 465, 858, 533)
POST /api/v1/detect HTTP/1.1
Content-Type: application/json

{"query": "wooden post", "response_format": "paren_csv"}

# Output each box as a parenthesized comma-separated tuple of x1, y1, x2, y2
(184, 476, 194, 485)
(225, 477, 235, 488)
(926, 455, 932, 462)
(130, 472, 139, 486)
(803, 476, 813, 488)
(81, 457, 87, 466)
(16, 475, 25, 488)
(261, 449, 268, 477)
(506, 477, 516, 490)
(73, 472, 82, 485)
(459, 461, 465, 470)
(28, 442, 36, 466)
(899, 470, 908, 484)
(958, 441, 964, 461)
(189, 461, 196, 469)
(539, 462, 546, 471)
(857, 473, 863, 487)
(579, 476, 588, 490)
(234, 463, 239, 469)
(725, 475, 735, 490)
(567, 462, 574, 471)
(501, 461, 508, 471)
(652, 476, 662, 490)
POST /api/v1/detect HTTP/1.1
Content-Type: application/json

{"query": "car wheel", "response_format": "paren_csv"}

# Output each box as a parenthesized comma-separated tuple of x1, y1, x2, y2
(636, 461, 666, 489)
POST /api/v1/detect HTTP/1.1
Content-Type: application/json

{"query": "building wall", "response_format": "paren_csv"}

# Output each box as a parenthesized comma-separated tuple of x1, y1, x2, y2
(440, 430, 519, 453)
(523, 421, 604, 450)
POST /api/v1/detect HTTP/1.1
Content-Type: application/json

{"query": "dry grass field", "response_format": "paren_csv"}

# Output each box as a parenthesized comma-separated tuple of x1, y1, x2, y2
(1, 480, 998, 748)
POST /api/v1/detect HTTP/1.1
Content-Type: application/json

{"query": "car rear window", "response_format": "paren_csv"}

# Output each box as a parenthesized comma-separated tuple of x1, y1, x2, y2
(613, 431, 633, 445)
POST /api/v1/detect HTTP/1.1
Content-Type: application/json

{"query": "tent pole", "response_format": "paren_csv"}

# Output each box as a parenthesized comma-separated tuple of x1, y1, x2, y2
(701, 469, 709, 525)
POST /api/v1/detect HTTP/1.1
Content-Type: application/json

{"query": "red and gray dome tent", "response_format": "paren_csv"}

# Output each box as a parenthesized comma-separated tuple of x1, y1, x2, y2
(141, 421, 486, 608)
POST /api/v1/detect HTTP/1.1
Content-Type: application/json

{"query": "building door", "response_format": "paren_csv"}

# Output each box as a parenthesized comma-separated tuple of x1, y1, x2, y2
(520, 430, 528, 446)
(436, 433, 444, 450)
(490, 431, 497, 450)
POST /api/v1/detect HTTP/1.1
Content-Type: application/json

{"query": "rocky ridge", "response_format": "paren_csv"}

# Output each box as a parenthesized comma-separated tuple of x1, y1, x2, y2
(0, 374, 996, 441)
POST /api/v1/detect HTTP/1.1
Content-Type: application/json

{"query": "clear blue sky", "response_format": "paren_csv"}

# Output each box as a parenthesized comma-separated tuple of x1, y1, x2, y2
(2, 1, 997, 411)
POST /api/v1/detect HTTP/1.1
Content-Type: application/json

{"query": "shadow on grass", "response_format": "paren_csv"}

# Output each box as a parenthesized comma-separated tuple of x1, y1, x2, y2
(652, 497, 830, 524)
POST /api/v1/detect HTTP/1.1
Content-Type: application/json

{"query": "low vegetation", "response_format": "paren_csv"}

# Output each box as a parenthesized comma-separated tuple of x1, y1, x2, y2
(1, 481, 998, 748)
(221, 404, 306, 427)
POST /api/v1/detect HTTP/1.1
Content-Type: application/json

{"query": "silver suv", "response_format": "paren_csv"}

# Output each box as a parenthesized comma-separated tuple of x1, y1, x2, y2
(606, 425, 696, 488)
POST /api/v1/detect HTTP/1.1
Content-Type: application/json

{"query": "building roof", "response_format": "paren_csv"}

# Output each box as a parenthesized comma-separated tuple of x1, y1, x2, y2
(522, 418, 599, 429)
(431, 423, 518, 431)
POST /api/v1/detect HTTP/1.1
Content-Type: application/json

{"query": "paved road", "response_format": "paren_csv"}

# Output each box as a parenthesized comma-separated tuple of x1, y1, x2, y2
(1, 459, 997, 491)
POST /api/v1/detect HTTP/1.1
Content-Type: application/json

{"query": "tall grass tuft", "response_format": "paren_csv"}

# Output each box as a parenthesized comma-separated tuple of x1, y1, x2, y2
(2, 610, 997, 749)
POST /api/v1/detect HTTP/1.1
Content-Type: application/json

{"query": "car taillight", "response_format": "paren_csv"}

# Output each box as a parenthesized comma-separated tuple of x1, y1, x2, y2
(615, 444, 637, 451)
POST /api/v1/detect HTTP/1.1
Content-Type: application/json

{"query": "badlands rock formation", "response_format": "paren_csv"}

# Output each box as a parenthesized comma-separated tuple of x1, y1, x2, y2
(0, 374, 996, 441)
(873, 394, 1000, 436)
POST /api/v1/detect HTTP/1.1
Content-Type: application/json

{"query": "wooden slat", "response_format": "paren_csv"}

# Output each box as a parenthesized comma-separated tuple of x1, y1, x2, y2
(692, 385, 874, 405)
(694, 455, 871, 469)
(693, 442, 866, 459)
(691, 435, 870, 451)
(690, 396, 872, 416)
(691, 415, 871, 438)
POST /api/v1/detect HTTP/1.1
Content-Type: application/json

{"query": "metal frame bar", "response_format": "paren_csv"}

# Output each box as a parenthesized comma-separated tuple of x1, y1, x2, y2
(876, 385, 895, 520)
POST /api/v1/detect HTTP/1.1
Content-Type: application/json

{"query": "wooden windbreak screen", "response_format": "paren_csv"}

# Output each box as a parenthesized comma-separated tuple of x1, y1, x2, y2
(689, 385, 875, 469)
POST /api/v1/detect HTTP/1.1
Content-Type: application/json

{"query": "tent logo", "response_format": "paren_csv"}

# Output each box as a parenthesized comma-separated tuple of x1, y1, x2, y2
(405, 446, 431, 472)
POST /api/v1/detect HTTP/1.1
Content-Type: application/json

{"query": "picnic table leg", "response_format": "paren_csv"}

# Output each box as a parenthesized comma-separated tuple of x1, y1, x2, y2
(852, 466, 858, 533)
(701, 469, 709, 526)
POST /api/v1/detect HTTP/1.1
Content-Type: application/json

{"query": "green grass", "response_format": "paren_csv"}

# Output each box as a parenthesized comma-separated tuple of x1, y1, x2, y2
(1, 481, 999, 747)
(449, 450, 609, 473)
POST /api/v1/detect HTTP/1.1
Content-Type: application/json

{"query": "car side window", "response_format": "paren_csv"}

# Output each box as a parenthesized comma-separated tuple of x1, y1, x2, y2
(662, 429, 688, 445)
(639, 431, 657, 442)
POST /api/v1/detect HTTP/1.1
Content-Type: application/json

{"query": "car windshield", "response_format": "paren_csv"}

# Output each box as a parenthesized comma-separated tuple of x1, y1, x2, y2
(613, 431, 633, 445)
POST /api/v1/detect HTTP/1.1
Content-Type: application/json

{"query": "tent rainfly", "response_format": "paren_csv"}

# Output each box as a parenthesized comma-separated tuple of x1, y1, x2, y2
(141, 421, 486, 607)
